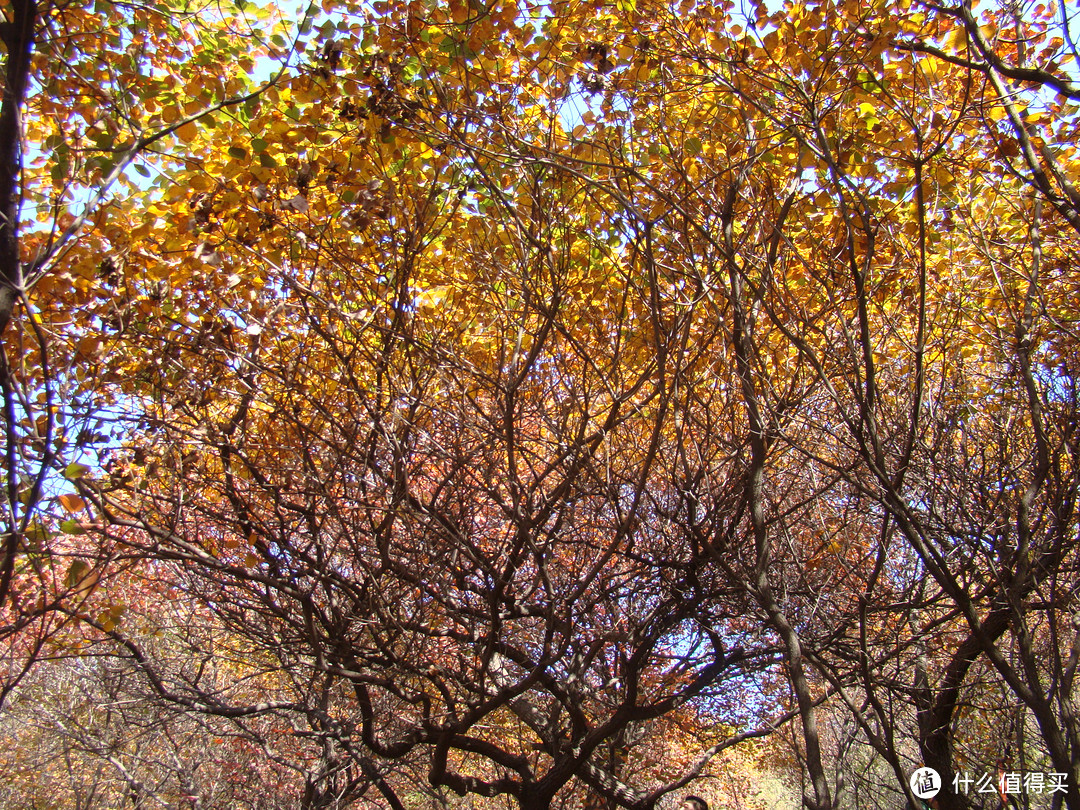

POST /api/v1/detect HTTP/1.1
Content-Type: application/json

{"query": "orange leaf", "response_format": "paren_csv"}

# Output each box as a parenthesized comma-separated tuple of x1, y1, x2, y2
(58, 493, 86, 512)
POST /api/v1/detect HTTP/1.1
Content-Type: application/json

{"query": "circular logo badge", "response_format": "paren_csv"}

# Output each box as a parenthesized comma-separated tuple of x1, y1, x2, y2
(910, 767, 942, 799)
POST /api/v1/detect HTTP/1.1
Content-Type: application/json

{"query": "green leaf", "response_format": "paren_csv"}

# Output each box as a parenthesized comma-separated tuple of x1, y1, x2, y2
(250, 138, 269, 154)
(259, 152, 278, 168)
(134, 163, 151, 178)
(64, 559, 90, 589)
(228, 145, 249, 160)
(25, 522, 52, 549)
(64, 462, 91, 480)
(60, 520, 87, 535)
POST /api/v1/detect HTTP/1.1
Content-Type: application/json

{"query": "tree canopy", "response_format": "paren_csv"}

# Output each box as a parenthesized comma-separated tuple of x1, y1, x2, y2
(1, 0, 1080, 807)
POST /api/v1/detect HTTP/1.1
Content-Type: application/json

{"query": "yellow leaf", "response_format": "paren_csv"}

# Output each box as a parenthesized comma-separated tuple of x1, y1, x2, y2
(176, 121, 199, 143)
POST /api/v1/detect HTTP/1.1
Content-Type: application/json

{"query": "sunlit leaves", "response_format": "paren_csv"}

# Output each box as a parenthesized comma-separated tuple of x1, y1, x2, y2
(8, 0, 1080, 805)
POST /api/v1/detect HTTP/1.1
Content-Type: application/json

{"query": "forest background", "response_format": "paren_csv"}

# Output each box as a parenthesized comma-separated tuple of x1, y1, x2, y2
(0, 0, 1078, 807)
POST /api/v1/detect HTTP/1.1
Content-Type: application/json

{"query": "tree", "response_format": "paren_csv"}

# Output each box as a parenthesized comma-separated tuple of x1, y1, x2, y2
(83, 107, 787, 806)
(3, 0, 1080, 807)
(0, 0, 301, 705)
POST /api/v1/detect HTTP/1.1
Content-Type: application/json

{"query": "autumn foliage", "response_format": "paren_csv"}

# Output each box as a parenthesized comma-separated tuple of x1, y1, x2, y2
(1, 0, 1079, 807)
